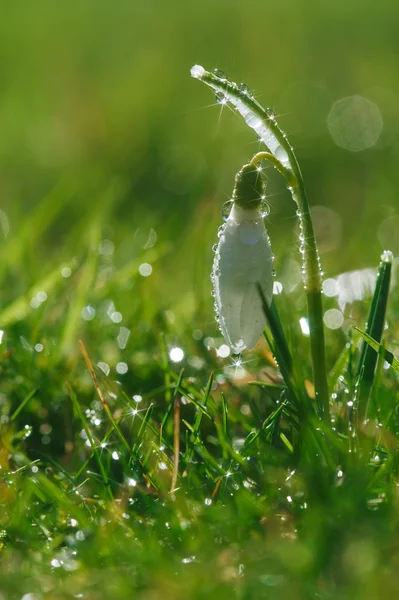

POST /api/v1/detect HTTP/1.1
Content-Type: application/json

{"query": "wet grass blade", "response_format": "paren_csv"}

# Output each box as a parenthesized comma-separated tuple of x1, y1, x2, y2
(186, 371, 214, 464)
(10, 389, 37, 422)
(67, 383, 113, 501)
(355, 252, 393, 415)
(132, 403, 155, 455)
(221, 392, 229, 439)
(160, 368, 184, 436)
(354, 328, 399, 373)
(257, 285, 310, 418)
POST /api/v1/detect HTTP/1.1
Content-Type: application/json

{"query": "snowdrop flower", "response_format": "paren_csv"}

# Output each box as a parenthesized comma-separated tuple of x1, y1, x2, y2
(212, 163, 274, 354)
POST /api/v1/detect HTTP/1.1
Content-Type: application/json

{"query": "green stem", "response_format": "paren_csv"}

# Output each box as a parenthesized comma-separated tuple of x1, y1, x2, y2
(192, 67, 329, 419)
(251, 154, 328, 417)
(191, 66, 329, 419)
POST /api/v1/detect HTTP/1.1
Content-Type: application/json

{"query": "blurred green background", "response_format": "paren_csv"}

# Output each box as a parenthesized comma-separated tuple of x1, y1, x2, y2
(0, 0, 398, 355)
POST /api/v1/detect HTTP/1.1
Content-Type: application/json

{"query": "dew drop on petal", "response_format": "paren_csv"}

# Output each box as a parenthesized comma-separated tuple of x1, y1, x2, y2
(221, 200, 233, 221)
(217, 225, 226, 237)
(260, 199, 270, 217)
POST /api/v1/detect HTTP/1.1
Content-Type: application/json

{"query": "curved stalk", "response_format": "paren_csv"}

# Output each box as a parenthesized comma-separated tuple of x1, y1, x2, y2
(191, 65, 329, 419)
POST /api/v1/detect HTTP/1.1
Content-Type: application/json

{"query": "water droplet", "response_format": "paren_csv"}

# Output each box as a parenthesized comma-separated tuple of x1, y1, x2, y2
(217, 225, 226, 237)
(381, 249, 394, 263)
(238, 83, 251, 96)
(260, 199, 270, 217)
(190, 65, 205, 79)
(215, 91, 228, 105)
(212, 243, 218, 252)
(267, 108, 276, 120)
(231, 339, 245, 354)
(212, 69, 227, 79)
(221, 200, 233, 220)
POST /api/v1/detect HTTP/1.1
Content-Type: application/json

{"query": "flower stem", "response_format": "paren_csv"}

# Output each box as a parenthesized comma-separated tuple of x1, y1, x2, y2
(191, 66, 329, 419)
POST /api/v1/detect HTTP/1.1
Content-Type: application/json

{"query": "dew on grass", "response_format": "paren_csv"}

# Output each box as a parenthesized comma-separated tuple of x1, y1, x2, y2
(381, 249, 394, 263)
(98, 239, 114, 257)
(190, 64, 205, 79)
(116, 362, 128, 374)
(97, 362, 110, 376)
(324, 308, 344, 330)
(215, 92, 228, 105)
(237, 82, 250, 95)
(299, 317, 310, 336)
(322, 278, 339, 297)
(169, 347, 184, 362)
(61, 266, 72, 278)
(30, 297, 41, 309)
(139, 263, 152, 277)
(81, 305, 95, 321)
(212, 68, 227, 79)
(34, 343, 43, 353)
(51, 558, 61, 568)
(204, 498, 212, 506)
(216, 344, 230, 358)
(133, 394, 142, 403)
(117, 326, 130, 349)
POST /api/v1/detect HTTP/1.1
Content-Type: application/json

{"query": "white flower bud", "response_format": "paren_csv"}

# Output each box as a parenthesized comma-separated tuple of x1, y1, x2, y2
(212, 203, 273, 354)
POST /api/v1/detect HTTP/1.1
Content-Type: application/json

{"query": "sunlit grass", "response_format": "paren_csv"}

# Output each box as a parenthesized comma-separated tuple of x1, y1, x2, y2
(0, 177, 398, 599)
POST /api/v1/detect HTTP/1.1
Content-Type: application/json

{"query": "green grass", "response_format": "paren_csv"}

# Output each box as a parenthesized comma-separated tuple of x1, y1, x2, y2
(1, 2, 399, 597)
(0, 181, 398, 599)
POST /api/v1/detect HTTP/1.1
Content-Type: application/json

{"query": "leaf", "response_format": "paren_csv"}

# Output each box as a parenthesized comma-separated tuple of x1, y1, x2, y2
(354, 327, 399, 373)
(355, 253, 393, 412)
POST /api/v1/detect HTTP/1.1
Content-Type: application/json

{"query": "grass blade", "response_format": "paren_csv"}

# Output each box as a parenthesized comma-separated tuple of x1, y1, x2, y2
(355, 251, 393, 415)
(353, 328, 399, 373)
(66, 383, 112, 501)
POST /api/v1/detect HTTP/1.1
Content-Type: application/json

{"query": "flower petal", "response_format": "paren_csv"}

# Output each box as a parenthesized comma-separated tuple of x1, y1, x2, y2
(213, 204, 273, 353)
